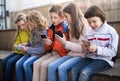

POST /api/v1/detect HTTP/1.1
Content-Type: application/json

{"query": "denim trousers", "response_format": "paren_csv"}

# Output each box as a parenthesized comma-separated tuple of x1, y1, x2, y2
(58, 56, 82, 81)
(48, 55, 72, 81)
(71, 58, 112, 81)
(2, 53, 23, 81)
(16, 55, 39, 81)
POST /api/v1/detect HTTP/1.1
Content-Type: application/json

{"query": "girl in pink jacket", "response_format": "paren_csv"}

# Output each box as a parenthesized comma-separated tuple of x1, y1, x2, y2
(48, 2, 89, 81)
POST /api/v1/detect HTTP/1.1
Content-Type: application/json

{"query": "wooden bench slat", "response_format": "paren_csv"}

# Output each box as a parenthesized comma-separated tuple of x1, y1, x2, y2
(0, 51, 13, 60)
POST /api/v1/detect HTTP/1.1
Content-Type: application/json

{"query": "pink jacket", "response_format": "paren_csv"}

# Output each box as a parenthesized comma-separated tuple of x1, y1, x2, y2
(64, 19, 90, 58)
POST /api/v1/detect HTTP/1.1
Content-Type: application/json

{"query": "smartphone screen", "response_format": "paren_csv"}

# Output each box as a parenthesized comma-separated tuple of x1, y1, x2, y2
(55, 31, 63, 37)
(41, 35, 47, 38)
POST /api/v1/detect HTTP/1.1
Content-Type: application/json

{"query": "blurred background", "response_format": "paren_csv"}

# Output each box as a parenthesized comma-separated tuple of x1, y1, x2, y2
(0, 0, 120, 30)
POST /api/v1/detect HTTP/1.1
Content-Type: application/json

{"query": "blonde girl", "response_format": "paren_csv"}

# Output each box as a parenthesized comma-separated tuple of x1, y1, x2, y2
(2, 12, 30, 81)
(16, 10, 48, 81)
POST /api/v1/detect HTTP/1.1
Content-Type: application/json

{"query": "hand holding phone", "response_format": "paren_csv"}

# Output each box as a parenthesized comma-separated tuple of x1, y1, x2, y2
(41, 35, 47, 38)
(14, 44, 23, 50)
(55, 34, 65, 45)
(55, 31, 63, 37)
(82, 40, 90, 47)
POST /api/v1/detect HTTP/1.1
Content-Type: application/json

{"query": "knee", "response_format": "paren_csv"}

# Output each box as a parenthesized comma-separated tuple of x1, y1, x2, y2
(23, 61, 29, 69)
(80, 68, 91, 78)
(58, 65, 66, 72)
(16, 61, 23, 69)
(41, 62, 48, 69)
(81, 70, 87, 77)
(33, 60, 39, 66)
(33, 61, 41, 70)
(48, 63, 57, 71)
(7, 60, 13, 66)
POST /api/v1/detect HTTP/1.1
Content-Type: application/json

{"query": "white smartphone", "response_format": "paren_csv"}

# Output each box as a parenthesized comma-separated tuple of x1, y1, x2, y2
(14, 45, 23, 50)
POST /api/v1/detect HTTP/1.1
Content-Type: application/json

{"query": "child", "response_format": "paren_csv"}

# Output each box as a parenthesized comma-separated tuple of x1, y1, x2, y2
(48, 2, 89, 81)
(32, 5, 69, 81)
(2, 13, 30, 81)
(72, 5, 119, 81)
(16, 10, 48, 81)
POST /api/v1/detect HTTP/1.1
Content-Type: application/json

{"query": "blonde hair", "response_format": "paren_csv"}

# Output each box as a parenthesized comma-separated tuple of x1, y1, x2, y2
(15, 12, 30, 38)
(15, 12, 27, 23)
(26, 10, 48, 30)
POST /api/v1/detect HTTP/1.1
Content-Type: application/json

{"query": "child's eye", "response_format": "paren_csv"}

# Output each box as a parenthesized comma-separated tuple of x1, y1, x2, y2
(54, 17, 57, 19)
(22, 24, 25, 26)
(93, 20, 97, 23)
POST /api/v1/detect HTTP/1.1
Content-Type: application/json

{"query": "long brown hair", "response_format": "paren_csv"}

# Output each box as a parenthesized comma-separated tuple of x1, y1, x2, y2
(63, 2, 88, 39)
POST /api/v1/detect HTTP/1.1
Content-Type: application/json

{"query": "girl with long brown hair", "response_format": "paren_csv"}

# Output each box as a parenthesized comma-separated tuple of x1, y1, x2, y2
(48, 2, 89, 81)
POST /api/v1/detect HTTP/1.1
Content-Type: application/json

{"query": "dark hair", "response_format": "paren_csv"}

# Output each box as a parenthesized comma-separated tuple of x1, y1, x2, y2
(84, 5, 106, 23)
(49, 5, 63, 17)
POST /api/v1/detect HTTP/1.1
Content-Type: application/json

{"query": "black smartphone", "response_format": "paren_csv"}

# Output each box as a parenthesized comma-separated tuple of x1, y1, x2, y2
(55, 31, 63, 37)
(41, 35, 47, 38)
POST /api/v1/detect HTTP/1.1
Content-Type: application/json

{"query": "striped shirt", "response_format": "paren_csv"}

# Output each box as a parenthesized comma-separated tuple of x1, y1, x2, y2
(85, 21, 119, 67)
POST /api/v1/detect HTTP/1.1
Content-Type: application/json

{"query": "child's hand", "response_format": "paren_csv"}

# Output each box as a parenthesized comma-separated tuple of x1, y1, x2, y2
(14, 44, 23, 50)
(55, 34, 66, 45)
(88, 44, 97, 53)
(22, 46, 28, 52)
(21, 43, 28, 46)
(43, 38, 52, 46)
(81, 40, 90, 47)
(81, 43, 89, 51)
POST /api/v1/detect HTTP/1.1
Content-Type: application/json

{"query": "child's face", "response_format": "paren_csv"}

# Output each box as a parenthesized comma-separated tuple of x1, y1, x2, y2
(17, 20, 26, 30)
(87, 16, 103, 31)
(50, 12, 63, 26)
(63, 12, 71, 25)
(27, 20, 36, 30)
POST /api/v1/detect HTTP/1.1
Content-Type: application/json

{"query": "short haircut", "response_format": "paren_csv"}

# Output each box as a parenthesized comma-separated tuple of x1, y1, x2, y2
(84, 5, 106, 23)
(49, 5, 63, 17)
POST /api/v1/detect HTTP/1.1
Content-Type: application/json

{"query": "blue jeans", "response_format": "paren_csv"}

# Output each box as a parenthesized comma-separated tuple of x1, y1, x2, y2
(58, 56, 82, 81)
(2, 53, 23, 81)
(48, 56, 71, 81)
(16, 55, 39, 81)
(16, 55, 30, 81)
(72, 58, 112, 81)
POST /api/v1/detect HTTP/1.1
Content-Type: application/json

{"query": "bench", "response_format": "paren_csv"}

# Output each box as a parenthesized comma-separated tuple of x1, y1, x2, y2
(68, 40, 120, 81)
(0, 29, 17, 81)
(0, 21, 120, 81)
(91, 21, 120, 81)
(91, 40, 120, 81)
(0, 29, 17, 60)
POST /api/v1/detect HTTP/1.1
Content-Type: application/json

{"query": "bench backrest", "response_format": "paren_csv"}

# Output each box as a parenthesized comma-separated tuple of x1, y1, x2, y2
(0, 29, 17, 51)
(108, 21, 120, 59)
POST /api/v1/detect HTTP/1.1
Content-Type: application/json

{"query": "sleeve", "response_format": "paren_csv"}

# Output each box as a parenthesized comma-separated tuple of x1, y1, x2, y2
(27, 46, 45, 54)
(64, 40, 83, 53)
(27, 29, 47, 54)
(44, 29, 53, 51)
(97, 28, 119, 58)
